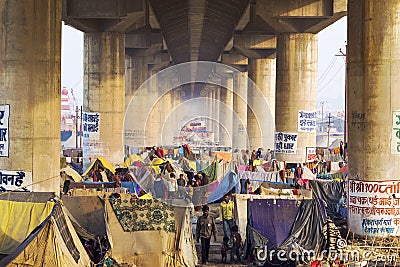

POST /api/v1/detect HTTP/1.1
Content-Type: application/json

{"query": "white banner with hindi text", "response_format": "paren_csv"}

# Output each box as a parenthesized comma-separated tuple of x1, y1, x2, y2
(348, 179, 400, 236)
(0, 170, 32, 192)
(298, 110, 317, 132)
(83, 112, 100, 141)
(274, 132, 298, 154)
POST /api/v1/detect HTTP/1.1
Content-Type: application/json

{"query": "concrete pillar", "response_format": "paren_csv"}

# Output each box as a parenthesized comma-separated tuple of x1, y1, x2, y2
(215, 86, 221, 144)
(157, 75, 174, 146)
(233, 72, 248, 150)
(347, 1, 400, 236)
(220, 77, 234, 148)
(83, 32, 125, 167)
(275, 33, 317, 162)
(208, 90, 213, 134)
(145, 69, 160, 146)
(0, 0, 62, 194)
(248, 58, 276, 150)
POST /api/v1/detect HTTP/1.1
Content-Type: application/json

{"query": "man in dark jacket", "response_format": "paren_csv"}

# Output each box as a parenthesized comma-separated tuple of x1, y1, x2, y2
(196, 205, 217, 265)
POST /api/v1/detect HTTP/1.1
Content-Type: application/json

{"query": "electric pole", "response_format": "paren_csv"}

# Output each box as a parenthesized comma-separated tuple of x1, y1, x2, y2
(321, 101, 325, 132)
(327, 113, 332, 147)
(75, 106, 79, 149)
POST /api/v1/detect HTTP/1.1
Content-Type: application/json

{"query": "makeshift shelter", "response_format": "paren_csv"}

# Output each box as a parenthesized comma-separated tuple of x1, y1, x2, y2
(104, 196, 197, 267)
(0, 200, 91, 266)
(309, 179, 346, 219)
(82, 157, 115, 182)
(207, 170, 238, 203)
(235, 194, 326, 265)
(124, 154, 144, 167)
(61, 165, 82, 182)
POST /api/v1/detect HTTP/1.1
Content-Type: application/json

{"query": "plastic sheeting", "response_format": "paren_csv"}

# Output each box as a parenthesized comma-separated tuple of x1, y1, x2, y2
(279, 199, 326, 252)
(0, 203, 91, 267)
(61, 165, 82, 182)
(82, 157, 116, 177)
(207, 170, 238, 203)
(0, 200, 55, 254)
(235, 195, 248, 245)
(309, 179, 344, 219)
(249, 199, 300, 248)
(105, 197, 197, 267)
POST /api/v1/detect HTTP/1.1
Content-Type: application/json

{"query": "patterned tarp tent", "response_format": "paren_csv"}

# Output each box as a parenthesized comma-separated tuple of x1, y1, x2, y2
(105, 195, 198, 267)
(0, 200, 91, 267)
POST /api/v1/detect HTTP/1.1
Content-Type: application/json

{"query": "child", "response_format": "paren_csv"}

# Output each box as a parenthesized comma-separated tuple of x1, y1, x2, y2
(221, 236, 229, 263)
(231, 225, 242, 262)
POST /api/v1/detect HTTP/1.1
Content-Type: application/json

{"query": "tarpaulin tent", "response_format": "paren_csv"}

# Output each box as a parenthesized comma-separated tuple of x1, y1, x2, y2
(0, 200, 91, 267)
(82, 157, 115, 181)
(0, 200, 55, 255)
(61, 165, 82, 182)
(249, 199, 301, 248)
(104, 196, 197, 267)
(238, 195, 326, 265)
(207, 170, 238, 203)
(309, 179, 345, 219)
(124, 154, 144, 167)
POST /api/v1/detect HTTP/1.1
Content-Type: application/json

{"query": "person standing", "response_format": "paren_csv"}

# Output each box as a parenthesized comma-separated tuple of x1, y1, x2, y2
(196, 205, 217, 265)
(167, 172, 177, 199)
(177, 173, 186, 198)
(219, 194, 235, 247)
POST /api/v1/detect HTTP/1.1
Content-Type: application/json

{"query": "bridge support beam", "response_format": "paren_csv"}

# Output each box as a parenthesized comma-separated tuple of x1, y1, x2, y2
(347, 0, 400, 236)
(0, 0, 62, 194)
(275, 33, 317, 162)
(83, 32, 125, 168)
(220, 76, 234, 148)
(233, 72, 249, 151)
(247, 58, 276, 151)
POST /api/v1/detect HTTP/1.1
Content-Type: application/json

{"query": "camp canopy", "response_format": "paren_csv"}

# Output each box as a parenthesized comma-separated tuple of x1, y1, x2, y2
(82, 157, 116, 181)
(61, 165, 83, 182)
(105, 196, 197, 266)
(83, 157, 115, 176)
(124, 154, 144, 167)
(0, 200, 91, 267)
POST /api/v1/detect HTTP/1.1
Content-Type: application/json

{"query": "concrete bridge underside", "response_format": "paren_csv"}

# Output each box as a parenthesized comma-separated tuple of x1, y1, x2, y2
(1, 0, 400, 237)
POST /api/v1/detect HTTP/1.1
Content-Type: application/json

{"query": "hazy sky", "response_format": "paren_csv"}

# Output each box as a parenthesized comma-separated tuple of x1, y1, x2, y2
(61, 16, 347, 111)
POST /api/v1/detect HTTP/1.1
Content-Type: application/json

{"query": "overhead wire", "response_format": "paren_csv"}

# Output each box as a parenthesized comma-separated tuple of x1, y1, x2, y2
(318, 56, 338, 85)
(318, 63, 345, 95)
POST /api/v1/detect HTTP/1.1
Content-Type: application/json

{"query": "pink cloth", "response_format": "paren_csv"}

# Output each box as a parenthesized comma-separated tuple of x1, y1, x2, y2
(297, 178, 309, 189)
(238, 165, 248, 171)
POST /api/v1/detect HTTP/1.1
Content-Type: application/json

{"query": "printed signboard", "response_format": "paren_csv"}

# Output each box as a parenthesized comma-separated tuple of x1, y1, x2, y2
(275, 132, 298, 154)
(298, 110, 317, 132)
(0, 170, 32, 192)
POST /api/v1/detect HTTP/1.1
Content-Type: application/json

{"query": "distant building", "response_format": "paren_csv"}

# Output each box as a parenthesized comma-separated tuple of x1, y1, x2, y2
(60, 87, 79, 149)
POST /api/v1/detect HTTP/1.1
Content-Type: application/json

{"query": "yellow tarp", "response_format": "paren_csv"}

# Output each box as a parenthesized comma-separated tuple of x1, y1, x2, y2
(139, 193, 152, 199)
(124, 154, 144, 167)
(151, 158, 165, 165)
(0, 200, 54, 254)
(61, 165, 82, 182)
(82, 157, 116, 177)
(2, 204, 91, 267)
(189, 161, 197, 172)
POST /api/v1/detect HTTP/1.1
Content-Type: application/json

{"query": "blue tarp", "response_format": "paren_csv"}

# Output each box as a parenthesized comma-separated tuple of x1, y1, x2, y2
(249, 199, 300, 248)
(121, 181, 141, 195)
(207, 170, 238, 203)
(60, 130, 72, 142)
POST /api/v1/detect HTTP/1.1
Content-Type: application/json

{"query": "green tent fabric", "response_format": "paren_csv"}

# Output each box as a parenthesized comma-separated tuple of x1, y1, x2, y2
(202, 157, 219, 182)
